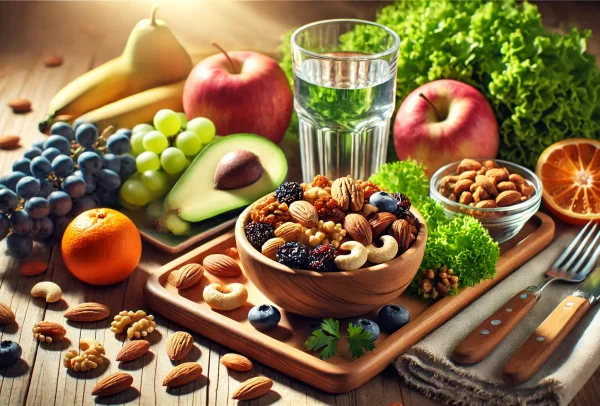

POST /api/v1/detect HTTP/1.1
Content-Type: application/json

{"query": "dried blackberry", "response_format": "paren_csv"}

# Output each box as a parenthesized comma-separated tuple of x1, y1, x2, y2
(308, 244, 338, 272)
(392, 193, 411, 215)
(276, 242, 309, 269)
(399, 210, 420, 231)
(245, 222, 275, 251)
(275, 182, 304, 205)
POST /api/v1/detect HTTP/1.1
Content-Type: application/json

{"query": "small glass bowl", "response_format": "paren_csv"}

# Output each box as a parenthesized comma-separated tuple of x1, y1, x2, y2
(430, 159, 542, 243)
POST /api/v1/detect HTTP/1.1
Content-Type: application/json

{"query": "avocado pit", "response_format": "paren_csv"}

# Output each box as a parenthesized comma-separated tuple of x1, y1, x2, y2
(214, 150, 263, 190)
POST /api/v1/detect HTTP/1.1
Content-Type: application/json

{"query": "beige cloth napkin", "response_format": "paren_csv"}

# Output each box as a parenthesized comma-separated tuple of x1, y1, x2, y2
(395, 222, 600, 406)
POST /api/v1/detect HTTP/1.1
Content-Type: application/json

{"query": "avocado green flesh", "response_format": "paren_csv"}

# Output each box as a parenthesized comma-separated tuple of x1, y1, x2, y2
(166, 134, 288, 222)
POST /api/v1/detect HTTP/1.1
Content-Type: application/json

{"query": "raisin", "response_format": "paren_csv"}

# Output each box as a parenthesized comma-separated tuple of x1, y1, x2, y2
(276, 242, 309, 269)
(275, 182, 304, 205)
(308, 244, 338, 272)
(245, 222, 275, 251)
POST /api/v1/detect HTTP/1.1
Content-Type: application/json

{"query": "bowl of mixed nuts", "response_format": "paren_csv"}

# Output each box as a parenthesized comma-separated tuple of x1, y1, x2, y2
(234, 175, 428, 318)
(430, 158, 542, 243)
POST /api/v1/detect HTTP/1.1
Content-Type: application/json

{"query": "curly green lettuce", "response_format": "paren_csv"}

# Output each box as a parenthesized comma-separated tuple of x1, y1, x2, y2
(281, 0, 600, 168)
(369, 160, 430, 206)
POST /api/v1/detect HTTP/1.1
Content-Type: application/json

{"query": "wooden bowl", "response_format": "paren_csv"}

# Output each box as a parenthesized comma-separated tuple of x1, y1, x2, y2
(235, 196, 428, 318)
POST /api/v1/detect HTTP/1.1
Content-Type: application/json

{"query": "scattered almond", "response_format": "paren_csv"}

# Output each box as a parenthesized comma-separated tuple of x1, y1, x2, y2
(0, 302, 15, 325)
(168, 263, 203, 289)
(232, 376, 273, 400)
(8, 98, 31, 114)
(92, 372, 133, 396)
(43, 54, 63, 67)
(116, 340, 150, 362)
(64, 302, 110, 322)
(162, 362, 203, 387)
(202, 254, 242, 277)
(167, 331, 194, 361)
(0, 135, 20, 149)
(220, 353, 253, 372)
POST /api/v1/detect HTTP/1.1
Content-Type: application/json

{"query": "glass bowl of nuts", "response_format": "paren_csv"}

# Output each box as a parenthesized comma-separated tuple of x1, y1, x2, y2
(234, 175, 428, 318)
(430, 159, 542, 243)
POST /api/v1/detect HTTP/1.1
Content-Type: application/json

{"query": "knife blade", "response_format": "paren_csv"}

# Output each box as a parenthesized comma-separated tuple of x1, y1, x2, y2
(503, 267, 600, 385)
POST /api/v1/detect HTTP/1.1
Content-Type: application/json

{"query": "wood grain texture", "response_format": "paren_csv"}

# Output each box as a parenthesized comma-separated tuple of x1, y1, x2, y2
(503, 295, 592, 385)
(236, 201, 427, 318)
(0, 1, 599, 405)
(452, 289, 538, 365)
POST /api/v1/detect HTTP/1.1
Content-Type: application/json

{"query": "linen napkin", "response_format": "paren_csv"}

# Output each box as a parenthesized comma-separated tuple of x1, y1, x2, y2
(395, 222, 600, 406)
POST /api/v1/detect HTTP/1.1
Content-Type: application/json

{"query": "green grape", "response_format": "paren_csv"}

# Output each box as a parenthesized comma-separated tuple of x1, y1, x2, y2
(120, 200, 143, 211)
(142, 130, 169, 154)
(132, 123, 154, 134)
(175, 131, 202, 156)
(136, 151, 161, 172)
(160, 147, 187, 175)
(177, 112, 188, 129)
(120, 179, 152, 206)
(130, 132, 146, 155)
(187, 117, 216, 144)
(153, 109, 181, 136)
(141, 170, 168, 193)
(146, 200, 164, 220)
(164, 213, 190, 235)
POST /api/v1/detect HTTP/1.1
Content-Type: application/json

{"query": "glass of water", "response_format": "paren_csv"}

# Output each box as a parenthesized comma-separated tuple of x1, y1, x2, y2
(291, 19, 400, 182)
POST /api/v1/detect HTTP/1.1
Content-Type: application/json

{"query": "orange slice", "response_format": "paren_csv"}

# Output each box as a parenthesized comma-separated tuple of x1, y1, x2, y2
(536, 139, 600, 225)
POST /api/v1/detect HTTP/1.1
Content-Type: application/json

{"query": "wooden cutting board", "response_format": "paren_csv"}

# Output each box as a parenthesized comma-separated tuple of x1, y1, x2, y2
(144, 212, 555, 393)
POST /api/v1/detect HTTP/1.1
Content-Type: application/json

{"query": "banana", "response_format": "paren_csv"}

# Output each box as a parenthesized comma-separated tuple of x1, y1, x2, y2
(73, 81, 185, 132)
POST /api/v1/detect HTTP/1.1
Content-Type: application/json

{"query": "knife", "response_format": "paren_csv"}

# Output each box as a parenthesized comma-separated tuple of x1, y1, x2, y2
(503, 266, 600, 385)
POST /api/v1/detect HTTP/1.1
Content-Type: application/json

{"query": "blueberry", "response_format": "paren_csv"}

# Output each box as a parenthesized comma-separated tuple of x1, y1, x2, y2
(75, 123, 99, 147)
(41, 147, 62, 163)
(248, 304, 281, 331)
(369, 191, 398, 213)
(50, 122, 75, 141)
(350, 318, 380, 341)
(12, 158, 32, 175)
(16, 176, 41, 200)
(23, 147, 42, 160)
(0, 340, 22, 366)
(30, 156, 52, 179)
(106, 133, 131, 155)
(77, 151, 102, 174)
(43, 135, 71, 155)
(6, 234, 33, 258)
(378, 304, 410, 333)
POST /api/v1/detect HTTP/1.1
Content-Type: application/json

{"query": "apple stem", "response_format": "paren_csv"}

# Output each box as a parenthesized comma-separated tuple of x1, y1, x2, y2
(211, 42, 238, 74)
(150, 5, 158, 26)
(419, 93, 441, 120)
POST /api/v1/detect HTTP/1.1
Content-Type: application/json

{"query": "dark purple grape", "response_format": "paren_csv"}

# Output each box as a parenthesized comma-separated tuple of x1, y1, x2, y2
(0, 214, 9, 240)
(0, 172, 26, 192)
(16, 176, 40, 200)
(48, 191, 72, 216)
(50, 122, 75, 141)
(6, 234, 32, 258)
(0, 189, 19, 213)
(10, 211, 33, 235)
(24, 197, 50, 219)
(12, 158, 32, 175)
(34, 217, 54, 240)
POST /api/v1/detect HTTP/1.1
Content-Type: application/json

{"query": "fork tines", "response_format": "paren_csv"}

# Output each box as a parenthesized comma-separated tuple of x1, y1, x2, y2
(553, 221, 600, 277)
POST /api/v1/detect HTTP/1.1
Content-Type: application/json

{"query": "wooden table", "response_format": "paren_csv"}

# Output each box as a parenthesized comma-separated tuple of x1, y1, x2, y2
(1, 2, 599, 405)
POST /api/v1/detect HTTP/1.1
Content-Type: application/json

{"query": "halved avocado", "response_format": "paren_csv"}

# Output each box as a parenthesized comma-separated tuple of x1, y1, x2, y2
(165, 133, 287, 222)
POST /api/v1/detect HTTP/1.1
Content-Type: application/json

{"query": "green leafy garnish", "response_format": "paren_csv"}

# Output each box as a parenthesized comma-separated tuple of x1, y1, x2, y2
(305, 318, 375, 360)
(369, 160, 430, 207)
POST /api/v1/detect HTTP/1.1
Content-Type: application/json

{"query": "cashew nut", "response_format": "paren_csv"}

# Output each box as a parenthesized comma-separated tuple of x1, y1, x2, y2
(31, 281, 62, 303)
(366, 235, 399, 264)
(334, 241, 368, 271)
(203, 283, 248, 311)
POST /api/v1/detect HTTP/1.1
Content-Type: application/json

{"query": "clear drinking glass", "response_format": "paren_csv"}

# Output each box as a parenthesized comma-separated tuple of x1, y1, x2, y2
(291, 19, 400, 182)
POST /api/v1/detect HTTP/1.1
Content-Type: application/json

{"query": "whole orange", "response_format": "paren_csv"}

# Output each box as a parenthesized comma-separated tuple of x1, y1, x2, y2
(61, 208, 142, 285)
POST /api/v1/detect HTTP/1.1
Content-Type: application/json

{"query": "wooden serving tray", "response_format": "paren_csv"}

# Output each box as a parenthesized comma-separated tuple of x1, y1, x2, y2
(144, 212, 555, 393)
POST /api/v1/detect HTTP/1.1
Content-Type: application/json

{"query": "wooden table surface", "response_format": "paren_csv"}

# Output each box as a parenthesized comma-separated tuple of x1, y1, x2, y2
(1, 1, 599, 405)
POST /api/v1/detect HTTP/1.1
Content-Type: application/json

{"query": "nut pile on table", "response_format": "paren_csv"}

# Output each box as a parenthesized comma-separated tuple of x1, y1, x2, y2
(245, 175, 420, 272)
(438, 159, 535, 209)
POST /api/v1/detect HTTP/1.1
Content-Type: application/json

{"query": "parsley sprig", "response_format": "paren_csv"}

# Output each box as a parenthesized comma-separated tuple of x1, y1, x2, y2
(305, 319, 375, 360)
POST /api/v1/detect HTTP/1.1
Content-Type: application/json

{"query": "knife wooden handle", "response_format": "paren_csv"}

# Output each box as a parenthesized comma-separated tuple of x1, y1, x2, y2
(503, 295, 591, 385)
(452, 290, 538, 365)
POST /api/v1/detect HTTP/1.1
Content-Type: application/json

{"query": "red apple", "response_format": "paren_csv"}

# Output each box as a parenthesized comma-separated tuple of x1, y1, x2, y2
(393, 79, 499, 175)
(183, 49, 293, 144)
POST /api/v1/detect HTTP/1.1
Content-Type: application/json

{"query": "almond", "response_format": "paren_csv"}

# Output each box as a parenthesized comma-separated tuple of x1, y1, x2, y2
(220, 353, 253, 372)
(367, 212, 396, 237)
(167, 331, 194, 361)
(289, 200, 318, 228)
(496, 190, 522, 207)
(202, 254, 242, 277)
(168, 263, 203, 289)
(274, 222, 303, 242)
(459, 191, 474, 205)
(390, 219, 411, 253)
(457, 159, 482, 173)
(483, 160, 499, 170)
(453, 179, 474, 195)
(92, 372, 133, 396)
(497, 181, 517, 192)
(475, 175, 498, 195)
(20, 260, 47, 276)
(232, 376, 273, 400)
(476, 199, 497, 208)
(509, 173, 526, 184)
(519, 182, 535, 199)
(8, 98, 31, 114)
(0, 302, 15, 325)
(116, 340, 150, 362)
(162, 362, 202, 387)
(458, 170, 477, 181)
(0, 135, 20, 149)
(261, 237, 286, 260)
(343, 213, 372, 246)
(486, 167, 509, 184)
(43, 54, 63, 67)
(64, 302, 110, 322)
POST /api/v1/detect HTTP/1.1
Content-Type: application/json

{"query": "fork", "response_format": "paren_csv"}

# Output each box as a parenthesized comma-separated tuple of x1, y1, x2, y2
(452, 221, 600, 365)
